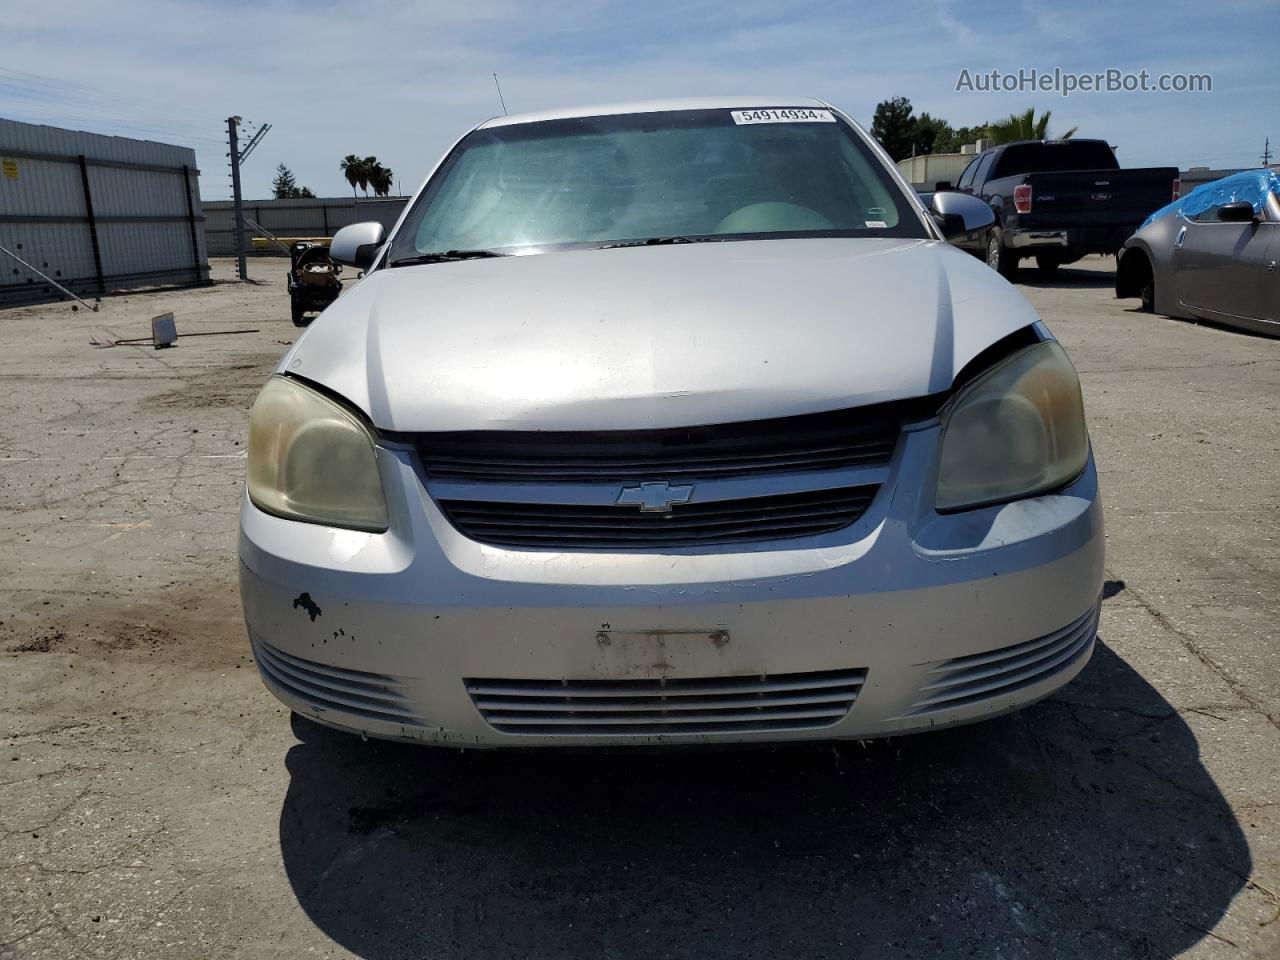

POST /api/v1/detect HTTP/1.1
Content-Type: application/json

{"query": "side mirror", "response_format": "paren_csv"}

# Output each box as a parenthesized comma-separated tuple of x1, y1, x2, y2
(1217, 201, 1257, 224)
(930, 191, 995, 240)
(330, 221, 386, 269)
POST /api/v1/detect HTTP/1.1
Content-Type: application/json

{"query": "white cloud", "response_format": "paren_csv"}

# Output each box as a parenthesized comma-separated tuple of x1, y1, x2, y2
(931, 1, 977, 46)
(1020, 0, 1087, 45)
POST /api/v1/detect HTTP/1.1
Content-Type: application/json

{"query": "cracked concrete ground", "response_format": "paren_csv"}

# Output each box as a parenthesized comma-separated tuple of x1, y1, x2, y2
(1, 257, 1277, 959)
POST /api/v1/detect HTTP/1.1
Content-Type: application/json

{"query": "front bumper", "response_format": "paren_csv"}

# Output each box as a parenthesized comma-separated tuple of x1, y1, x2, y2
(239, 423, 1105, 747)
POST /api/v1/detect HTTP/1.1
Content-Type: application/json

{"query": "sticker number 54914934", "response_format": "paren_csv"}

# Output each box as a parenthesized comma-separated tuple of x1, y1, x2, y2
(731, 108, 836, 125)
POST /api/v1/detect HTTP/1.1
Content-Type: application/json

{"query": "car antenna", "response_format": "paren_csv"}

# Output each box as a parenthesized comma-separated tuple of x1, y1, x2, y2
(493, 73, 508, 116)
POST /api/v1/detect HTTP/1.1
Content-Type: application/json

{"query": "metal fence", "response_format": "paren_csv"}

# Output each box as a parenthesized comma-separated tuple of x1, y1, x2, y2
(0, 118, 209, 307)
(203, 196, 409, 256)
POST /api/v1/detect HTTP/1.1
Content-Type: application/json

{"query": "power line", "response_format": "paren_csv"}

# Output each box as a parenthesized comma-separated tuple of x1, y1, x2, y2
(0, 100, 224, 144)
(0, 66, 224, 146)
(0, 65, 211, 123)
(0, 102, 225, 145)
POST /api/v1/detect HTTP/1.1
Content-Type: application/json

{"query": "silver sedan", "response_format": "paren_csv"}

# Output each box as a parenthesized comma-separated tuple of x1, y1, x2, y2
(1117, 170, 1280, 336)
(239, 98, 1103, 748)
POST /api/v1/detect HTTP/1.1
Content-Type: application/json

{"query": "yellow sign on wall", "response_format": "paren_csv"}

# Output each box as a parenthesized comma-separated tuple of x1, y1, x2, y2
(1, 158, 17, 180)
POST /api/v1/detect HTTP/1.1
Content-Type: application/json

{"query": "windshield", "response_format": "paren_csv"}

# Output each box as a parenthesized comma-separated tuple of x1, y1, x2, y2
(388, 108, 926, 261)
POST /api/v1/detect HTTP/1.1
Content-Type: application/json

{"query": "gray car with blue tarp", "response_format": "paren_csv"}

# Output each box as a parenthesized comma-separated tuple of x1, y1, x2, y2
(1117, 169, 1280, 336)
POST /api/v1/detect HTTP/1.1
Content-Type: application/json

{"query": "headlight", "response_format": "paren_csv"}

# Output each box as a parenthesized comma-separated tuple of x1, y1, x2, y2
(247, 376, 388, 531)
(936, 340, 1089, 512)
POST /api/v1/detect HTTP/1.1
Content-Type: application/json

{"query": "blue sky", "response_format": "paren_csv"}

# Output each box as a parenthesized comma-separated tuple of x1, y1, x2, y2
(2, 0, 1273, 201)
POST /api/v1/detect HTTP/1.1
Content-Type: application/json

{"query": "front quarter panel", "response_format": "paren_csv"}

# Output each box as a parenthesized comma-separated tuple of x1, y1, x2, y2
(1120, 216, 1187, 318)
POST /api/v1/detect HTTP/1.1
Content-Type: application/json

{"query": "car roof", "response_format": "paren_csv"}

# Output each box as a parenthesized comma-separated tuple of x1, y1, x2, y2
(478, 97, 830, 129)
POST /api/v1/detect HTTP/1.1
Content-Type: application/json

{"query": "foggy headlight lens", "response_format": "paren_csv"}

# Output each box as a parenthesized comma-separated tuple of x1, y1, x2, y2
(247, 376, 388, 531)
(936, 341, 1089, 512)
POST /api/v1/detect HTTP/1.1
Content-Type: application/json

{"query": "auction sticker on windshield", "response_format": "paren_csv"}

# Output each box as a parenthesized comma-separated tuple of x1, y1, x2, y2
(731, 108, 836, 124)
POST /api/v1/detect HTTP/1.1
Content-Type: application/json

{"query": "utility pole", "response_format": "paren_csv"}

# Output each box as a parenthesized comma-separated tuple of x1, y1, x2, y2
(227, 116, 247, 281)
(1263, 137, 1273, 168)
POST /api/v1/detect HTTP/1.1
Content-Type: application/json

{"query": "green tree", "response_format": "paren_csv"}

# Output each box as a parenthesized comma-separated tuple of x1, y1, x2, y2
(911, 112, 949, 157)
(271, 163, 297, 199)
(985, 107, 1077, 145)
(271, 163, 316, 199)
(872, 99, 1083, 156)
(871, 96, 917, 161)
(931, 124, 984, 154)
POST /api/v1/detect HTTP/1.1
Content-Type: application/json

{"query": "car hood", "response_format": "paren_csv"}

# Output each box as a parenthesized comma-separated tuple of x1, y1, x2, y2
(281, 238, 1040, 432)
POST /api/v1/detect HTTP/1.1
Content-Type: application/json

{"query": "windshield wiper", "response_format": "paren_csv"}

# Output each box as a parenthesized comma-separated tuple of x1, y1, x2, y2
(389, 249, 507, 267)
(602, 236, 723, 249)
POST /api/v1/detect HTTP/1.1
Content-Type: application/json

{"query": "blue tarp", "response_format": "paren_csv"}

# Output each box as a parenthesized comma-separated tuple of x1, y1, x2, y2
(1142, 168, 1280, 228)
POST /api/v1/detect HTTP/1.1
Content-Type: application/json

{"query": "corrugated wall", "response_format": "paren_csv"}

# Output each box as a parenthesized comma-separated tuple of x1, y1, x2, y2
(204, 196, 408, 255)
(0, 118, 208, 307)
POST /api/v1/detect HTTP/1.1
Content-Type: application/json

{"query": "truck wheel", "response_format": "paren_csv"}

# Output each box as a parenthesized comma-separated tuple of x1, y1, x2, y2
(986, 227, 1019, 279)
(1034, 254, 1060, 277)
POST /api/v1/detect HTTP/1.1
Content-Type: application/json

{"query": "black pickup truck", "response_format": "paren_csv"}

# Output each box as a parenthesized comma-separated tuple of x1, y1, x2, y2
(943, 139, 1179, 277)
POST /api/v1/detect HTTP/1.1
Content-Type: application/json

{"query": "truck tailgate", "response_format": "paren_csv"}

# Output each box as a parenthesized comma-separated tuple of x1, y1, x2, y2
(1018, 168, 1178, 229)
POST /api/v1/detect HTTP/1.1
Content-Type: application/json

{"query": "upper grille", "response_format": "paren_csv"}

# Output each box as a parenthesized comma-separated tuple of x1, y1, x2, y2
(466, 669, 867, 736)
(439, 485, 878, 549)
(901, 605, 1099, 717)
(251, 634, 427, 727)
(411, 401, 925, 484)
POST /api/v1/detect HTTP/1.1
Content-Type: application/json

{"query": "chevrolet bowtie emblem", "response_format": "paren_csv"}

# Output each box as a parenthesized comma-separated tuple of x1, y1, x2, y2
(616, 481, 695, 512)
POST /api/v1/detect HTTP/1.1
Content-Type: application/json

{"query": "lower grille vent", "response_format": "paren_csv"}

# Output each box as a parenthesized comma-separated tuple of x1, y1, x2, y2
(252, 635, 426, 727)
(465, 669, 867, 736)
(904, 605, 1099, 717)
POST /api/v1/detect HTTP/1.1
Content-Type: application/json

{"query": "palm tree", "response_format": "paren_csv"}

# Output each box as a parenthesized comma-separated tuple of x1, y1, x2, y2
(340, 155, 363, 199)
(341, 155, 395, 198)
(370, 164, 394, 197)
(360, 156, 384, 197)
(985, 107, 1077, 145)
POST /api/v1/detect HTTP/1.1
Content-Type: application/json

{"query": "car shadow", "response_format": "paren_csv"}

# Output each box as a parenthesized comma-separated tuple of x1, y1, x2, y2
(277, 632, 1249, 958)
(1127, 307, 1280, 341)
(1015, 263, 1115, 290)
